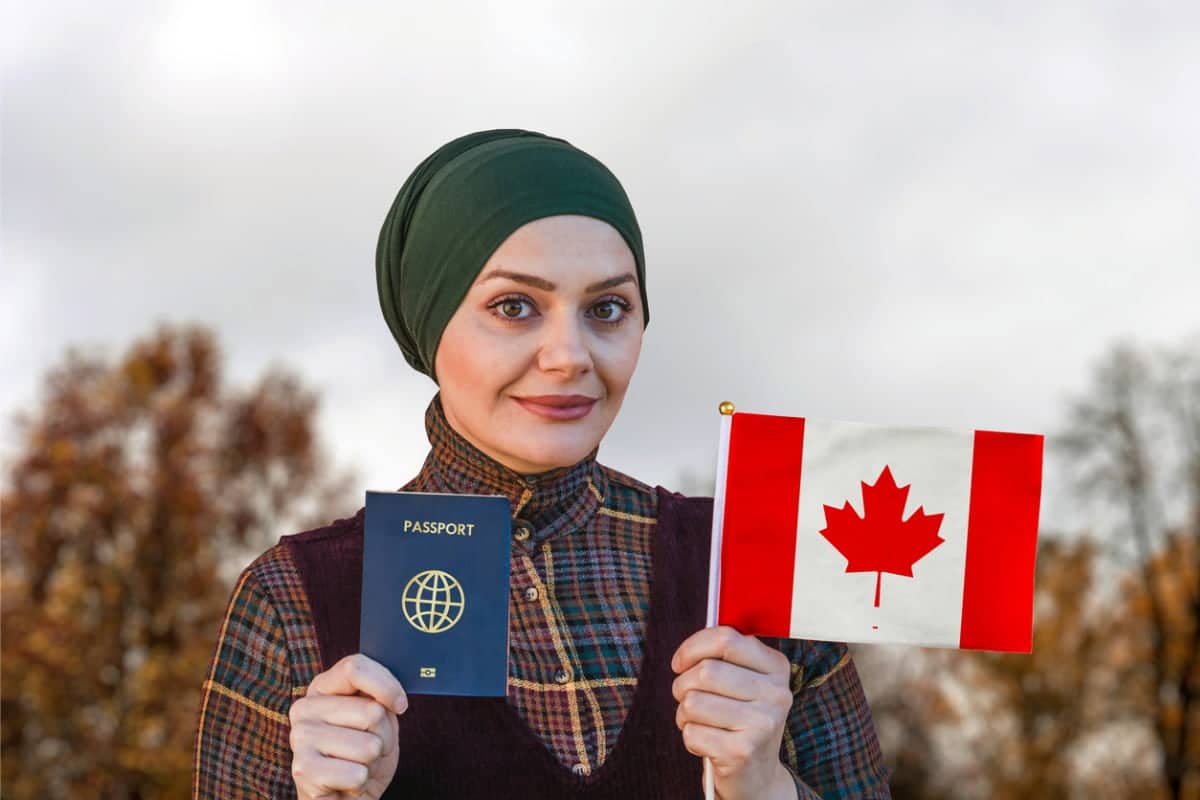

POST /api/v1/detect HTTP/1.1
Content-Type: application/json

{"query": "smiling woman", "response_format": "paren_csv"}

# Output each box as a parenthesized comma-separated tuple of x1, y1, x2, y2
(437, 215, 644, 474)
(192, 129, 891, 800)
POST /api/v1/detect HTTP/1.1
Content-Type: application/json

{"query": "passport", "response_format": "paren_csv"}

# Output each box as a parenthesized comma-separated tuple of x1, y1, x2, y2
(360, 490, 511, 697)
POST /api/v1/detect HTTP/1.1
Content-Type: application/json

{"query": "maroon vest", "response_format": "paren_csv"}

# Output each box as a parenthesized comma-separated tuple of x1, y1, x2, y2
(283, 486, 712, 799)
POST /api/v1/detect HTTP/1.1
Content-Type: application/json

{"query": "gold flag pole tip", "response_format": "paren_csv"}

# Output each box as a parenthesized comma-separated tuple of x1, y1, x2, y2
(718, 401, 735, 416)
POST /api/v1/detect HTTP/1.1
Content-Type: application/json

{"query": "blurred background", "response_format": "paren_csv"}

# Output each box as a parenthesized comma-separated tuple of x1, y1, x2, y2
(2, 2, 1196, 797)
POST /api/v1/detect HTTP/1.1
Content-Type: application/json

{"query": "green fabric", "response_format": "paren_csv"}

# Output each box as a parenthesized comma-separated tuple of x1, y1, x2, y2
(376, 129, 648, 381)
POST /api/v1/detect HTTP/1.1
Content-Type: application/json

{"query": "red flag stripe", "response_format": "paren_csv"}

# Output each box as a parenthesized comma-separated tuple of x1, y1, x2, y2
(959, 430, 1044, 652)
(717, 413, 806, 638)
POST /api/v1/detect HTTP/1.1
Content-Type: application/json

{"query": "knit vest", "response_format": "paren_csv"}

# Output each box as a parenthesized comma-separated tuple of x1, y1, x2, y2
(283, 486, 711, 799)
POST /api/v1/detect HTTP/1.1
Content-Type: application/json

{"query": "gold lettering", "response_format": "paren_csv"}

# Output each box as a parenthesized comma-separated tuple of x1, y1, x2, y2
(400, 519, 477, 536)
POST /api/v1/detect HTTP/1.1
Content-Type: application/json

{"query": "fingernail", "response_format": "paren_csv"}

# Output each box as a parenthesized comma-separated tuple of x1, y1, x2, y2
(394, 696, 408, 714)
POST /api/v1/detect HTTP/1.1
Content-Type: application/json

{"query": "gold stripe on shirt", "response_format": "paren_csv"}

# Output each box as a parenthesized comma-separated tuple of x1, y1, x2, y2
(803, 651, 852, 691)
(783, 730, 800, 772)
(597, 507, 656, 524)
(513, 487, 534, 517)
(508, 677, 639, 692)
(542, 542, 556, 590)
(580, 680, 608, 763)
(203, 679, 290, 725)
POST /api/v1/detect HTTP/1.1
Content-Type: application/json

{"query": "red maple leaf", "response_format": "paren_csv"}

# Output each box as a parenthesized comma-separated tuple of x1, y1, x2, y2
(819, 465, 945, 607)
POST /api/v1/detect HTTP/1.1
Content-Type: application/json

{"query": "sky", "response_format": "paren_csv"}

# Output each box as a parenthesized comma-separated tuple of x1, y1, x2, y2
(4, 1, 1198, 535)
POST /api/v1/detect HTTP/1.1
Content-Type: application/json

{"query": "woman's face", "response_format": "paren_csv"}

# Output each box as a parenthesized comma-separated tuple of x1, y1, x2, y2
(434, 214, 644, 475)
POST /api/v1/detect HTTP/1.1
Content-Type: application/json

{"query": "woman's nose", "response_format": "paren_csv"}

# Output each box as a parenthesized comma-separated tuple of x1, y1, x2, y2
(536, 314, 593, 377)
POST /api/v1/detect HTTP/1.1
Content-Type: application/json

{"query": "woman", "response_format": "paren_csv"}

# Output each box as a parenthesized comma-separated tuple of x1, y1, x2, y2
(193, 129, 890, 799)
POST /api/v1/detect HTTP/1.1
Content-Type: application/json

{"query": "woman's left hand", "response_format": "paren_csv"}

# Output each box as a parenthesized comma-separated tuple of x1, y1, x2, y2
(671, 625, 798, 800)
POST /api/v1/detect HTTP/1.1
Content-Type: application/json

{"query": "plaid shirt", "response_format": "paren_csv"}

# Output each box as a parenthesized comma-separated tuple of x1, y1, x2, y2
(193, 395, 890, 798)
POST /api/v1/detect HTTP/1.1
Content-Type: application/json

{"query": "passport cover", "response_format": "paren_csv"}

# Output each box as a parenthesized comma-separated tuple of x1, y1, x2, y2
(360, 490, 511, 697)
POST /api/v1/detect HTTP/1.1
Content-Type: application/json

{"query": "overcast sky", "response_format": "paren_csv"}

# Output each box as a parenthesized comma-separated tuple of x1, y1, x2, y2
(4, 1, 1198, 535)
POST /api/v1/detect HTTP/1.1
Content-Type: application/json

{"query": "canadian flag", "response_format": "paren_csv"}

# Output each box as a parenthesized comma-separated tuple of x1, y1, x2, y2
(707, 411, 1044, 652)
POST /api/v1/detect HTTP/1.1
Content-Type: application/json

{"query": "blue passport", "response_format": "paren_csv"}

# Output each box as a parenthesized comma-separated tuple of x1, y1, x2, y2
(360, 490, 511, 697)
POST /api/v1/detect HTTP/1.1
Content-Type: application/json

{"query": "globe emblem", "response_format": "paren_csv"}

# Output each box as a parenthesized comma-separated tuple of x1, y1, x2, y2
(401, 570, 465, 634)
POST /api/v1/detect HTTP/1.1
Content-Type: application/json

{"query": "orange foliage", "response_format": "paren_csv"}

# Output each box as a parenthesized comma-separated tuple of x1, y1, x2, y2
(1, 323, 355, 799)
(866, 537, 1173, 799)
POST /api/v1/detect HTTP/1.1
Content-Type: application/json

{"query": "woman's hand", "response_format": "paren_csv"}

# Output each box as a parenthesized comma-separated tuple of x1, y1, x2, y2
(289, 653, 408, 800)
(671, 626, 797, 800)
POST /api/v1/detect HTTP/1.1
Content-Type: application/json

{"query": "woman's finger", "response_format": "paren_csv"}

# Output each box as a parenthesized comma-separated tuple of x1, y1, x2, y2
(291, 700, 397, 765)
(678, 722, 754, 766)
(674, 689, 756, 732)
(291, 747, 370, 798)
(293, 720, 388, 765)
(290, 693, 390, 728)
(306, 653, 408, 714)
(371, 713, 399, 775)
(671, 626, 789, 676)
(670, 657, 770, 704)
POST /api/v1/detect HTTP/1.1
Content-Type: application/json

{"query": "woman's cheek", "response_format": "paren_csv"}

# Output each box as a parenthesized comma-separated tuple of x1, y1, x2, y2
(602, 331, 643, 386)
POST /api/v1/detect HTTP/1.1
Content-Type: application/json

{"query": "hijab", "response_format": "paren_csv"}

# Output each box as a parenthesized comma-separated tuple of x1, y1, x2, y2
(376, 129, 647, 381)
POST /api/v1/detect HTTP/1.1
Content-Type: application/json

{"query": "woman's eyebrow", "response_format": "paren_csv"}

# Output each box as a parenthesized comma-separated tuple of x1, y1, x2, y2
(478, 270, 636, 293)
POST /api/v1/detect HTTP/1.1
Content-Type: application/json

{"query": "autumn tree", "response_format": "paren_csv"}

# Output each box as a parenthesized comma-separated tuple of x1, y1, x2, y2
(965, 537, 1163, 798)
(856, 336, 1199, 798)
(1060, 337, 1200, 799)
(1, 322, 356, 799)
(859, 535, 1165, 799)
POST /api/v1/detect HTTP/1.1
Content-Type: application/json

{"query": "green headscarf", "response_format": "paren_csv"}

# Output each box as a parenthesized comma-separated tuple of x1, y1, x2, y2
(376, 129, 648, 382)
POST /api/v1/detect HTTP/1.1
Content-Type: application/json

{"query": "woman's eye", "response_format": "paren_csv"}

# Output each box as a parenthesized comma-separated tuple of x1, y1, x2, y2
(490, 296, 534, 320)
(590, 297, 632, 323)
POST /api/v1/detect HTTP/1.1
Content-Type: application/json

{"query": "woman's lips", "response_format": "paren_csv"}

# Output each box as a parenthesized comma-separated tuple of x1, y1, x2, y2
(513, 395, 598, 421)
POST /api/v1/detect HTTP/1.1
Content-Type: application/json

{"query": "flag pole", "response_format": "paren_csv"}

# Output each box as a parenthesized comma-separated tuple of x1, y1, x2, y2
(703, 401, 736, 800)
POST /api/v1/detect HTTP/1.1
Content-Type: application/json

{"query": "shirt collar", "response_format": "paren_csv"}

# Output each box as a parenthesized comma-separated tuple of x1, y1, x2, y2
(411, 393, 608, 546)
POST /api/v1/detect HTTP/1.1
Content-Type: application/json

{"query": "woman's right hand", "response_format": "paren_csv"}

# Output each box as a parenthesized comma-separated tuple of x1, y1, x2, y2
(289, 653, 408, 799)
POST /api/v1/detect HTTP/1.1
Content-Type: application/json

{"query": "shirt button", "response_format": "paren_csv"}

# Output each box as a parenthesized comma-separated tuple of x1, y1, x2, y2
(554, 668, 571, 684)
(571, 763, 589, 776)
(513, 522, 533, 541)
(524, 587, 540, 602)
